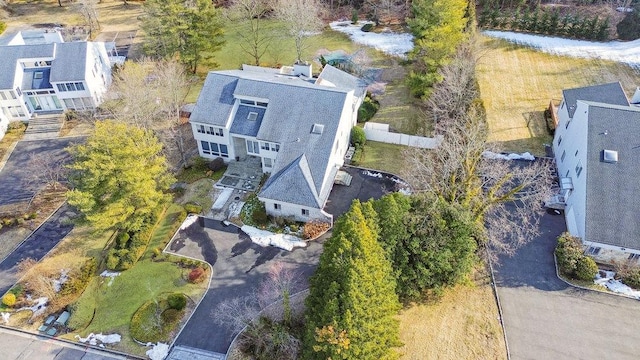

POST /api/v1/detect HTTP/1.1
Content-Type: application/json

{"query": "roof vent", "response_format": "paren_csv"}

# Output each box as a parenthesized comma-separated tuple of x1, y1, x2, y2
(247, 112, 258, 121)
(311, 123, 324, 135)
(603, 149, 618, 163)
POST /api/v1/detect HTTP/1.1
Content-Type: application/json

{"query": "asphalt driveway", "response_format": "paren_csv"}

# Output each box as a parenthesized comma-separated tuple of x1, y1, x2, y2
(0, 138, 80, 206)
(169, 219, 324, 354)
(324, 166, 401, 218)
(494, 213, 640, 360)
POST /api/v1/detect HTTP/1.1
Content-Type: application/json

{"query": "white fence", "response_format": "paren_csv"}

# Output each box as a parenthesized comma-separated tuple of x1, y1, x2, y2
(363, 122, 442, 149)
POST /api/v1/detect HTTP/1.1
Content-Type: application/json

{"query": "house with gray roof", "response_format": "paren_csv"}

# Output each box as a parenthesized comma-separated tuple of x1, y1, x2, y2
(0, 29, 112, 138)
(552, 82, 640, 262)
(190, 63, 366, 222)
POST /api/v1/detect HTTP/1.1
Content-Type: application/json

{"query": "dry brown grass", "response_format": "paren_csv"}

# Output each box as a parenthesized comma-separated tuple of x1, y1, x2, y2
(477, 35, 640, 155)
(4, 0, 143, 36)
(397, 267, 506, 360)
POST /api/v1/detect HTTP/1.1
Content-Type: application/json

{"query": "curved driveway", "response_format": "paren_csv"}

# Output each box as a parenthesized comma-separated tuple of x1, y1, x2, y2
(494, 213, 640, 360)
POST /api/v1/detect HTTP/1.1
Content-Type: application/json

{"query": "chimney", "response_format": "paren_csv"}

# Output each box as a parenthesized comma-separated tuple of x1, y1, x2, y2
(293, 61, 312, 78)
(631, 87, 640, 106)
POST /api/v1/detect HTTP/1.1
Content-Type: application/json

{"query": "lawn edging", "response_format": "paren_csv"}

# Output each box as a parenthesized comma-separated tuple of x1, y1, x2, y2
(553, 252, 640, 301)
(486, 249, 511, 360)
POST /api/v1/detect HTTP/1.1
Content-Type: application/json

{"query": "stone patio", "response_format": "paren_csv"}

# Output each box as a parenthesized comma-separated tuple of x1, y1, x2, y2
(216, 156, 263, 191)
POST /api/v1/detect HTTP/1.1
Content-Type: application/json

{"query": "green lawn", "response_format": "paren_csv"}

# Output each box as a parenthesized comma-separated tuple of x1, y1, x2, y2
(356, 141, 406, 176)
(61, 203, 204, 356)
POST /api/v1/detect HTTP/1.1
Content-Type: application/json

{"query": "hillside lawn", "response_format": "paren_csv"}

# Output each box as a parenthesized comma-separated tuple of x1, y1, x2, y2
(397, 266, 507, 360)
(477, 35, 640, 155)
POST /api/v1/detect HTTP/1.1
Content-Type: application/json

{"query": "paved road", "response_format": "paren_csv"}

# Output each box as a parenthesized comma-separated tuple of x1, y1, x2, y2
(0, 138, 80, 206)
(0, 204, 76, 295)
(169, 219, 324, 354)
(0, 326, 126, 360)
(494, 213, 640, 360)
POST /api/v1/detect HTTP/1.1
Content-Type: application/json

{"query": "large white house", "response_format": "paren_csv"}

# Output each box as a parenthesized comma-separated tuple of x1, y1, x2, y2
(552, 82, 640, 262)
(190, 63, 366, 222)
(0, 30, 112, 132)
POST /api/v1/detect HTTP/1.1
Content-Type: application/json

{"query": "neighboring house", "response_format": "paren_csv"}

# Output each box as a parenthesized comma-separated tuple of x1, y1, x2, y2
(552, 82, 640, 262)
(0, 29, 112, 136)
(190, 63, 366, 222)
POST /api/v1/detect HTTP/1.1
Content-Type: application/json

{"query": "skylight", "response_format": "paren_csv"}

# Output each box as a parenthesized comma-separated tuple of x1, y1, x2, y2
(247, 112, 258, 121)
(603, 149, 618, 163)
(311, 123, 324, 135)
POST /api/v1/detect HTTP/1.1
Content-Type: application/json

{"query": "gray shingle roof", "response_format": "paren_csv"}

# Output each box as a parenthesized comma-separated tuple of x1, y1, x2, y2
(49, 42, 88, 82)
(562, 82, 629, 118)
(193, 65, 363, 209)
(317, 64, 367, 98)
(260, 154, 321, 207)
(583, 102, 640, 249)
(189, 74, 238, 126)
(0, 44, 55, 89)
(230, 105, 265, 137)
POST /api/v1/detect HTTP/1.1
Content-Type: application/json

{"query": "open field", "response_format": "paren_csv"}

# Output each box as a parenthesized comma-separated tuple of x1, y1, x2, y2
(397, 267, 506, 360)
(477, 35, 640, 155)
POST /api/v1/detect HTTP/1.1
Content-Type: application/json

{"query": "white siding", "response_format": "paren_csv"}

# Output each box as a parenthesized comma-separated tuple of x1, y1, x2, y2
(553, 100, 589, 241)
(192, 122, 234, 161)
(262, 198, 325, 222)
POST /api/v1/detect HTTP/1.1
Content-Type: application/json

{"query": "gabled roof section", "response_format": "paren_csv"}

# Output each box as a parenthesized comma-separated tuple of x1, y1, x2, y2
(190, 73, 238, 126)
(0, 44, 55, 89)
(316, 64, 367, 98)
(563, 82, 629, 118)
(583, 101, 640, 249)
(259, 154, 321, 208)
(50, 42, 89, 82)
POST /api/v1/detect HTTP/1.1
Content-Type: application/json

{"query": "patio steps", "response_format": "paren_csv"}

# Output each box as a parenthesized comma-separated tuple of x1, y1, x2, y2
(23, 114, 64, 140)
(334, 170, 353, 186)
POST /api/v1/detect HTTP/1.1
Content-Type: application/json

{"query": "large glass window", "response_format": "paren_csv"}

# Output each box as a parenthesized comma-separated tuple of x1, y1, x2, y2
(247, 140, 260, 154)
(202, 141, 229, 158)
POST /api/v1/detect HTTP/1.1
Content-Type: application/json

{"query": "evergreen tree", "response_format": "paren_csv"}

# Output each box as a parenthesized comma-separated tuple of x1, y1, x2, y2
(67, 121, 173, 233)
(407, 0, 468, 98)
(142, 0, 225, 72)
(372, 193, 479, 301)
(304, 200, 401, 360)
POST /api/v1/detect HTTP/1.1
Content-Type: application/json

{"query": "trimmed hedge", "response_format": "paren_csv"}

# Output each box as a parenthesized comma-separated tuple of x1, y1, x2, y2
(350, 126, 366, 149)
(357, 94, 380, 123)
(555, 232, 598, 281)
(130, 298, 184, 343)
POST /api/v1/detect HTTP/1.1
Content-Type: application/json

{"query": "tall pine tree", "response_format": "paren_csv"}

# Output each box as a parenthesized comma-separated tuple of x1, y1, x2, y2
(304, 200, 401, 360)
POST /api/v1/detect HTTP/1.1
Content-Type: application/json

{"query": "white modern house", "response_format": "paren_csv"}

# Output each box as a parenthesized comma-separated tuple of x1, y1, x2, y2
(0, 29, 112, 137)
(190, 63, 366, 222)
(552, 82, 640, 262)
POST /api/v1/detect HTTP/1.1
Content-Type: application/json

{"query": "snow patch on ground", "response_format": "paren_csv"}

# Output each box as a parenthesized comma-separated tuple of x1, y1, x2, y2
(100, 270, 120, 287)
(363, 170, 383, 178)
(594, 270, 640, 299)
(17, 297, 48, 317)
(52, 269, 70, 293)
(483, 30, 640, 68)
(145, 342, 170, 360)
(241, 225, 307, 251)
(330, 21, 414, 58)
(482, 151, 536, 161)
(75, 333, 121, 346)
(1, 312, 10, 324)
(180, 214, 199, 230)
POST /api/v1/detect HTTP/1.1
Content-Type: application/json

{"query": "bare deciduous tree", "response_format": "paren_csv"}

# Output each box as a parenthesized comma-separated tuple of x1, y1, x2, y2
(104, 58, 195, 168)
(404, 39, 554, 259)
(228, 0, 273, 66)
(274, 0, 324, 62)
(27, 151, 69, 192)
(77, 0, 100, 38)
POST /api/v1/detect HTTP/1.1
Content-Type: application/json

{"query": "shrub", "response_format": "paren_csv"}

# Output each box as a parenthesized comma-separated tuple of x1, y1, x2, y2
(106, 250, 120, 270)
(130, 301, 163, 342)
(2, 293, 16, 307)
(184, 203, 203, 214)
(617, 6, 640, 40)
(617, 265, 640, 289)
(0, 22, 5, 36)
(188, 267, 206, 284)
(350, 126, 366, 149)
(555, 232, 597, 281)
(303, 220, 330, 239)
(357, 95, 380, 123)
(351, 9, 358, 24)
(361, 23, 374, 32)
(161, 308, 181, 324)
(116, 232, 130, 249)
(208, 157, 225, 172)
(61, 258, 97, 296)
(167, 293, 187, 311)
